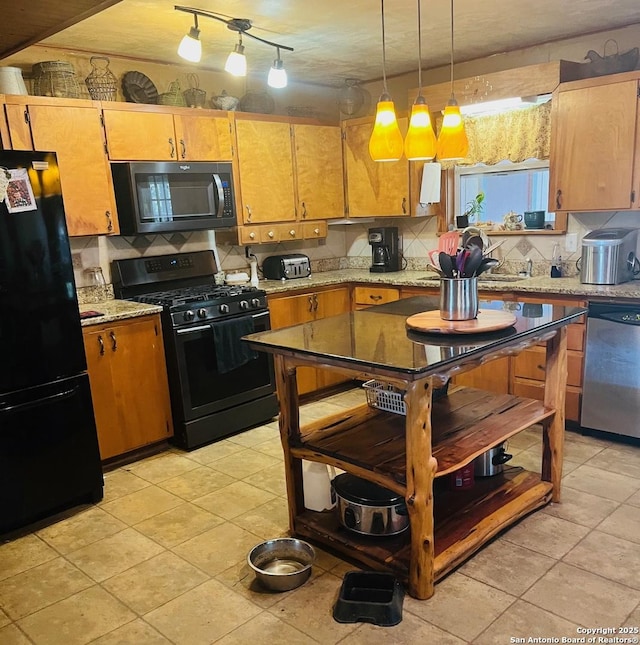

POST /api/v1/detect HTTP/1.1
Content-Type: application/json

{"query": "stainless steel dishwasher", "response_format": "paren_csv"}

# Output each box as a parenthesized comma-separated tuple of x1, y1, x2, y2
(581, 302, 640, 438)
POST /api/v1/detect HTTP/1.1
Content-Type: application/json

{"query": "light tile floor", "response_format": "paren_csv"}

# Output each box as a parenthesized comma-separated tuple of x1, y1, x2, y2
(1, 388, 639, 644)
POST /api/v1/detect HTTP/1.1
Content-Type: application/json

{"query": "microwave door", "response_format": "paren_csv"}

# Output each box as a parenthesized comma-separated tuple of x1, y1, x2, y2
(212, 173, 224, 219)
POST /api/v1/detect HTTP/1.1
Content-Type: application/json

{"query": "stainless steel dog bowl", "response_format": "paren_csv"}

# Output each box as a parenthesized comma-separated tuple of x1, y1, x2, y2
(247, 538, 315, 592)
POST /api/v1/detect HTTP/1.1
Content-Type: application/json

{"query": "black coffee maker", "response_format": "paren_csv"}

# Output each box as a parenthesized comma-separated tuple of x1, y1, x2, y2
(368, 227, 401, 273)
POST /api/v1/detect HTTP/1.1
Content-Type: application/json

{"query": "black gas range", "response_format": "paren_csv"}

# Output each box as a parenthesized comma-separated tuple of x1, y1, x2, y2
(112, 251, 278, 450)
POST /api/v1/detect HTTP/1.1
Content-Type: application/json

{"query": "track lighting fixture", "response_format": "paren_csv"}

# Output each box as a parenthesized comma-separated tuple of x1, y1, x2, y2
(177, 14, 202, 63)
(175, 5, 293, 88)
(225, 34, 247, 76)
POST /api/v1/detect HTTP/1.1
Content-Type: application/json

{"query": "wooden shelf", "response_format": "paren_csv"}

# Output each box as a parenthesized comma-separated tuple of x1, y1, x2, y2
(294, 470, 551, 583)
(293, 387, 555, 491)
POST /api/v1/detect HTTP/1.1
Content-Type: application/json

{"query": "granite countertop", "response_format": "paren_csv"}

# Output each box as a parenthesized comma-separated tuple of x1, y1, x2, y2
(79, 300, 162, 326)
(78, 270, 640, 327)
(258, 269, 640, 300)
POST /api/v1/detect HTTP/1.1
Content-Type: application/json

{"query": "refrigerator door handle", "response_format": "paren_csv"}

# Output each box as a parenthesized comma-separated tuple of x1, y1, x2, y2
(0, 386, 79, 414)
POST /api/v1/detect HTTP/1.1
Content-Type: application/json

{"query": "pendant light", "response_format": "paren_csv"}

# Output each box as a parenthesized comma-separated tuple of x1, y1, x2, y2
(436, 0, 469, 161)
(268, 48, 288, 88)
(404, 0, 436, 160)
(368, 0, 404, 162)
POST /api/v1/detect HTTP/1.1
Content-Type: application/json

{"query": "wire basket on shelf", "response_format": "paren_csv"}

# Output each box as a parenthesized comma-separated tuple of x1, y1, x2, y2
(363, 380, 406, 416)
(85, 56, 117, 101)
(32, 61, 80, 98)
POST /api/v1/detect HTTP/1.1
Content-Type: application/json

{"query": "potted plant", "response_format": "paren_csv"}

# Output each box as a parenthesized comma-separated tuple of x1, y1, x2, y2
(463, 192, 485, 224)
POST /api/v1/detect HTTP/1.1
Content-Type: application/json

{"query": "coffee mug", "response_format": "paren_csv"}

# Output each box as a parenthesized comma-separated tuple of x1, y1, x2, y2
(524, 210, 545, 229)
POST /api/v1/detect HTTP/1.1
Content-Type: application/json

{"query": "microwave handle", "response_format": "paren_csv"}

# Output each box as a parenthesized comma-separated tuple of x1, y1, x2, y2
(212, 173, 225, 219)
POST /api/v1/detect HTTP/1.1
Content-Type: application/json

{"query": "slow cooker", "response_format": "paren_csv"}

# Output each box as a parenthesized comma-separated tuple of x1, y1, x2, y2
(332, 473, 409, 536)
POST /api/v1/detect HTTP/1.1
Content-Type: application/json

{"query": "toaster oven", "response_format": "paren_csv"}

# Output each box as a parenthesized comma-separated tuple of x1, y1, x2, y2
(262, 254, 311, 280)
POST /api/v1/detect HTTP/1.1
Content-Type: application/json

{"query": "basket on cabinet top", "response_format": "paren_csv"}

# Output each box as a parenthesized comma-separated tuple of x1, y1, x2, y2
(85, 56, 117, 101)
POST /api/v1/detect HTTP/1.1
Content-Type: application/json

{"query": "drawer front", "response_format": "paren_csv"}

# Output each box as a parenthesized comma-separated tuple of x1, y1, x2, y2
(513, 346, 583, 387)
(302, 221, 327, 239)
(353, 286, 400, 306)
(512, 378, 581, 423)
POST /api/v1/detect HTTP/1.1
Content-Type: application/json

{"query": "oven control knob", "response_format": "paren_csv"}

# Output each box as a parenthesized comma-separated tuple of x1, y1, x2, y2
(219, 304, 230, 314)
(197, 308, 207, 319)
(239, 300, 249, 310)
(251, 298, 261, 308)
(184, 310, 195, 322)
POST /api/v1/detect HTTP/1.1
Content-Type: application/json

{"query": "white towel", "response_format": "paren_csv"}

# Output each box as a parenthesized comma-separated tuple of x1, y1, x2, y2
(419, 162, 442, 204)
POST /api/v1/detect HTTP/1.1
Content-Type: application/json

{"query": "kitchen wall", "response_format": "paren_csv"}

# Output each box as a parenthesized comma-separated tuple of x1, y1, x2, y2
(20, 22, 640, 286)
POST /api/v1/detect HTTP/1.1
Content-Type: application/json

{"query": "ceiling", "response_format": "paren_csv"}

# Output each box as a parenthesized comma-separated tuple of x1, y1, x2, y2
(4, 0, 640, 87)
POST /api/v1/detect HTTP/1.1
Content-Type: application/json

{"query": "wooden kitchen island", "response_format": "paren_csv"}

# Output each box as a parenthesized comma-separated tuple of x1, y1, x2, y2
(245, 296, 586, 599)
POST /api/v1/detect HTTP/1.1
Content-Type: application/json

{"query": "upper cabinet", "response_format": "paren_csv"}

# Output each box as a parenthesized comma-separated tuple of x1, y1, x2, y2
(293, 123, 345, 220)
(3, 95, 118, 236)
(549, 72, 640, 212)
(102, 104, 233, 161)
(343, 116, 410, 217)
(233, 115, 296, 224)
(233, 114, 339, 244)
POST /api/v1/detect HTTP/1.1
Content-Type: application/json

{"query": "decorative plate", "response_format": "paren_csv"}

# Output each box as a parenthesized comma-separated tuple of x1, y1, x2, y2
(122, 71, 158, 104)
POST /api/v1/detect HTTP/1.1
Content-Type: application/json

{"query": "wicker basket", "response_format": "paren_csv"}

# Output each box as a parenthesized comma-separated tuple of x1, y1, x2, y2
(32, 61, 80, 98)
(158, 80, 186, 107)
(85, 56, 117, 101)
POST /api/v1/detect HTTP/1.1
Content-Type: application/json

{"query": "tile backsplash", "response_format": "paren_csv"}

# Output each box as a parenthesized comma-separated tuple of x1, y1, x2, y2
(70, 211, 640, 295)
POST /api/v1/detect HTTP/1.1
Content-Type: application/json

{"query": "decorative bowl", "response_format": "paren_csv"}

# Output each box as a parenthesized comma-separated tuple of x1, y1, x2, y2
(248, 538, 315, 592)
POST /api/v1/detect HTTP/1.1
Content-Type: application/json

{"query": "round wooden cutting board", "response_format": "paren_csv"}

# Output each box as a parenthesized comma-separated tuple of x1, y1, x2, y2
(405, 309, 517, 334)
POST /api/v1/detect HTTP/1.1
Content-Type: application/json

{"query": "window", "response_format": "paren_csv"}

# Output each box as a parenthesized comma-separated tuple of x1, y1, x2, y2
(455, 159, 554, 230)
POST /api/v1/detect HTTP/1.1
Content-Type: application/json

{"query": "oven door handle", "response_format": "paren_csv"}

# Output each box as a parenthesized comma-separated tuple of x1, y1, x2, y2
(176, 324, 213, 335)
(252, 311, 270, 321)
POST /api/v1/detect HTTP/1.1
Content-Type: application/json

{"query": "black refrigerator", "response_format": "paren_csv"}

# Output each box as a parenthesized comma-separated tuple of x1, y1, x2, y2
(0, 150, 103, 534)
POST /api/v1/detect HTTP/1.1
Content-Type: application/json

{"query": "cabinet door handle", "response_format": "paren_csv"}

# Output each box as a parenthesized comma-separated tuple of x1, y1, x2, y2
(314, 227, 319, 235)
(169, 137, 175, 158)
(401, 197, 407, 214)
(555, 189, 562, 210)
(98, 334, 105, 356)
(249, 231, 256, 239)
(246, 205, 252, 222)
(313, 293, 319, 312)
(289, 229, 296, 237)
(301, 202, 307, 218)
(267, 230, 275, 239)
(308, 295, 314, 312)
(180, 139, 186, 159)
(110, 331, 117, 352)
(105, 210, 113, 232)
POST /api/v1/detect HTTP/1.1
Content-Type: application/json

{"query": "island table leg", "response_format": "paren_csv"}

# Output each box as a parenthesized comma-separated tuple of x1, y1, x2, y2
(542, 327, 567, 503)
(274, 355, 304, 532)
(404, 375, 437, 600)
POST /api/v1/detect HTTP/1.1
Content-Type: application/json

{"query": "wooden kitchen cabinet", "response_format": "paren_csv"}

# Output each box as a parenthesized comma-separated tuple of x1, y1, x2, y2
(102, 104, 233, 161)
(342, 115, 410, 217)
(353, 285, 400, 309)
(4, 95, 118, 236)
(268, 286, 351, 395)
(293, 123, 345, 220)
(549, 72, 640, 212)
(234, 116, 297, 224)
(83, 314, 173, 461)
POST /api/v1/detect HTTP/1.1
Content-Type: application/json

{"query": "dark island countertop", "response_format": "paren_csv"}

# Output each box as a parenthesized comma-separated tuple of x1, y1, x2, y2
(245, 295, 586, 380)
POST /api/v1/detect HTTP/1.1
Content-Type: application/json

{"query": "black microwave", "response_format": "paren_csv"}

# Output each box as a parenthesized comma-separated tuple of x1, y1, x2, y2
(111, 161, 237, 235)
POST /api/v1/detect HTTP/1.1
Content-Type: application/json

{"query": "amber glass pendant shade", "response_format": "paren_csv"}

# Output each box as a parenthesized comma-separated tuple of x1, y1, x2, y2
(436, 103, 469, 161)
(405, 98, 436, 160)
(369, 98, 404, 162)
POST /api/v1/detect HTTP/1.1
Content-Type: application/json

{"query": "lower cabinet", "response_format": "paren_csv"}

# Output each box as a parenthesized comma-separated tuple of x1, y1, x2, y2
(268, 287, 351, 395)
(83, 314, 173, 460)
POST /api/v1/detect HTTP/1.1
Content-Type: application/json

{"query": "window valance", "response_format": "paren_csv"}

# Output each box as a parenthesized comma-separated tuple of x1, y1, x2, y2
(437, 100, 552, 167)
